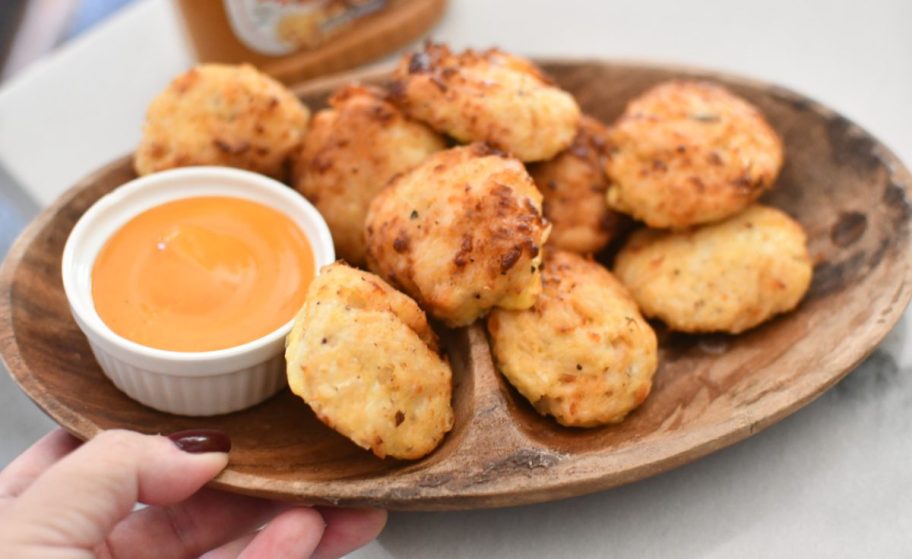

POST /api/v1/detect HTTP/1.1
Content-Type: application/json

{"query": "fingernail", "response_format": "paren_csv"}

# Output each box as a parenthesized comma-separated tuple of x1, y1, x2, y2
(167, 429, 232, 454)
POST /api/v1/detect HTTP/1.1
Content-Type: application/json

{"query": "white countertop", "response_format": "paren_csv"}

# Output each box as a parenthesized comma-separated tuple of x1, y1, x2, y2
(1, 0, 910, 557)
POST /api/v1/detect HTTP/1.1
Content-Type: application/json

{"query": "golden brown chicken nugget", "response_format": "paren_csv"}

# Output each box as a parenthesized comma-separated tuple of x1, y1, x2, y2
(391, 42, 580, 162)
(529, 115, 626, 254)
(135, 64, 309, 180)
(614, 205, 812, 334)
(606, 80, 783, 228)
(293, 85, 446, 265)
(365, 143, 550, 327)
(487, 251, 658, 427)
(286, 262, 454, 460)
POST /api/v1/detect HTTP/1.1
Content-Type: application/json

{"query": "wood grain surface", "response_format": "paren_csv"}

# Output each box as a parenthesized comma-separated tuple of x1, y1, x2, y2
(1, 60, 910, 510)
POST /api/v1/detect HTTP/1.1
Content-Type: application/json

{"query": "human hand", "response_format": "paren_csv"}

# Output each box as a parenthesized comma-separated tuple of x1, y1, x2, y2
(0, 428, 386, 558)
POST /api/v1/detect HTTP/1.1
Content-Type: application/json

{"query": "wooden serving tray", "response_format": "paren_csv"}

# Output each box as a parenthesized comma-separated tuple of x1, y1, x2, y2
(1, 60, 911, 510)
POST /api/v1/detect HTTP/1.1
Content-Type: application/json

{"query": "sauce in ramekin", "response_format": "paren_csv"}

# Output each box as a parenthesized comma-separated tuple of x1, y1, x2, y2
(92, 196, 314, 352)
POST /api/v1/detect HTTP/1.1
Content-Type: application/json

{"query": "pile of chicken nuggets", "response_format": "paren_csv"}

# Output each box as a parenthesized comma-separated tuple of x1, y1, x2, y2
(135, 42, 813, 460)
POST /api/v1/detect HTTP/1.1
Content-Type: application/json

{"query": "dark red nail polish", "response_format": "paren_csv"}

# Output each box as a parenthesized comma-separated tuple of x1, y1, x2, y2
(167, 429, 231, 454)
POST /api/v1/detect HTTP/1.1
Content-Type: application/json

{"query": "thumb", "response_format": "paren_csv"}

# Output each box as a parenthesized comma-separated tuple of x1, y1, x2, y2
(0, 429, 229, 551)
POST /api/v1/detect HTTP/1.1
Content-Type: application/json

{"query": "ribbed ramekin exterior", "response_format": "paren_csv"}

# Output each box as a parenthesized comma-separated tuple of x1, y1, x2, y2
(87, 341, 287, 416)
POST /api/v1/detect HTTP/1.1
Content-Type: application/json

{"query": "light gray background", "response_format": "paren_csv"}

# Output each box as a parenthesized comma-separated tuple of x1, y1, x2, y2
(1, 1, 910, 557)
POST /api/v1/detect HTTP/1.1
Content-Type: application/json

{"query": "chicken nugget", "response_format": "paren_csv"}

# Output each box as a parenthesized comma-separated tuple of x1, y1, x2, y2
(293, 85, 446, 265)
(487, 251, 658, 427)
(286, 262, 454, 460)
(135, 64, 310, 180)
(614, 205, 812, 334)
(365, 143, 550, 327)
(391, 42, 580, 162)
(606, 80, 783, 228)
(529, 115, 626, 254)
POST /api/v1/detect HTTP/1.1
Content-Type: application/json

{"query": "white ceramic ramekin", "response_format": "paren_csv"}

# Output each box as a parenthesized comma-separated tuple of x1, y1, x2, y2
(62, 167, 334, 416)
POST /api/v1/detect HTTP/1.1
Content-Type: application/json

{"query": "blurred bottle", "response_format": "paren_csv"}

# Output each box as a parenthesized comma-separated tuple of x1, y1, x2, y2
(175, 0, 446, 83)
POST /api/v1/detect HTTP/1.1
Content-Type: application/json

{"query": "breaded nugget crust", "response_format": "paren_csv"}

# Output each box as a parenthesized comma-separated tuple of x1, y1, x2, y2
(614, 205, 812, 334)
(529, 116, 626, 254)
(293, 85, 446, 265)
(606, 80, 783, 228)
(391, 43, 580, 162)
(286, 262, 454, 460)
(487, 251, 658, 427)
(365, 143, 550, 327)
(135, 64, 310, 179)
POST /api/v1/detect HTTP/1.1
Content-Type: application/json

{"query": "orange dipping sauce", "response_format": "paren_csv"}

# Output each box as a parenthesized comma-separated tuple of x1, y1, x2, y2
(92, 196, 314, 352)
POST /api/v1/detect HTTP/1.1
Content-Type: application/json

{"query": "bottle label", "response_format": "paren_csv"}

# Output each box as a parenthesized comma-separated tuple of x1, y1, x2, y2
(223, 0, 387, 56)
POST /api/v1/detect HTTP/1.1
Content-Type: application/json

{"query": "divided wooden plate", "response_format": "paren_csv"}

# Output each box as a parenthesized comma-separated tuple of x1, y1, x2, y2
(1, 60, 911, 510)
